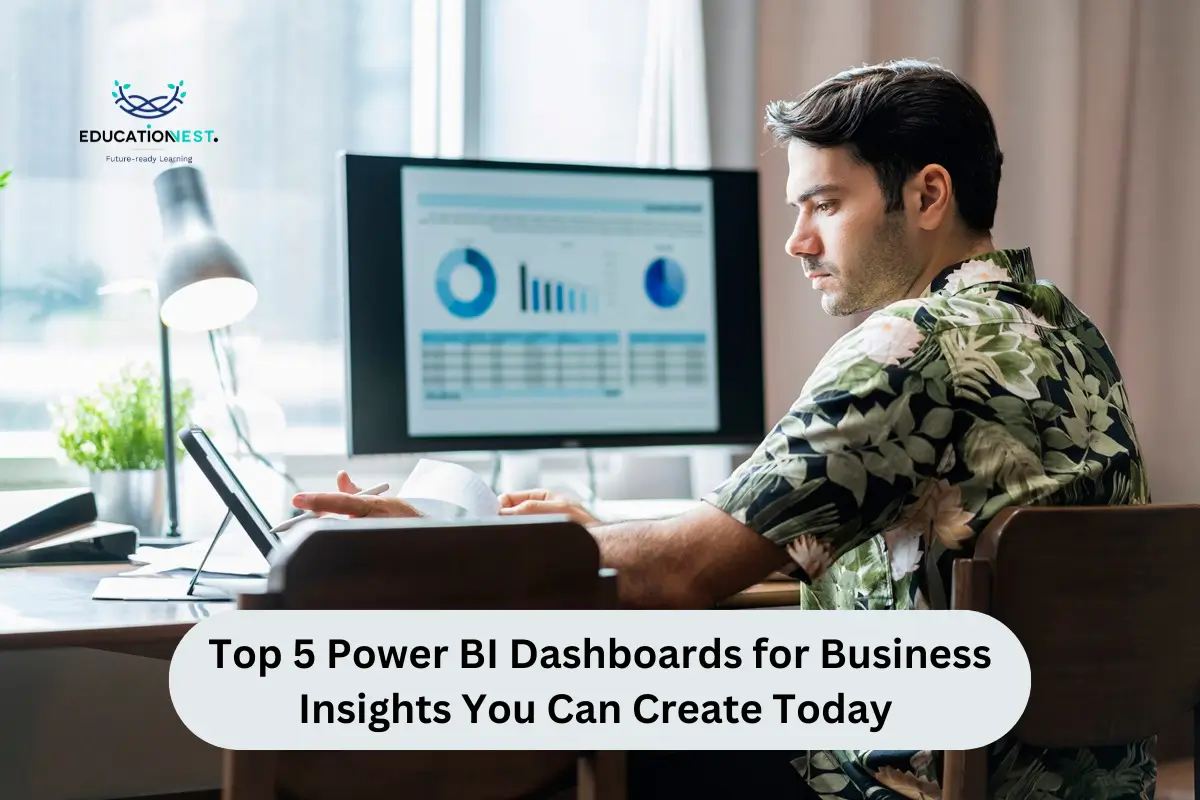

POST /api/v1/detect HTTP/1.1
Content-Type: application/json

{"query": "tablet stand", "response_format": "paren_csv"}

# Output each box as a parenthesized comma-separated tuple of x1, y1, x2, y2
(186, 508, 234, 597)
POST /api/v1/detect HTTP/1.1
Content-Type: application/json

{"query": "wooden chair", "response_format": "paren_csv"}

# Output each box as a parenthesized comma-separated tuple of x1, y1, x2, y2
(222, 515, 624, 800)
(941, 505, 1200, 800)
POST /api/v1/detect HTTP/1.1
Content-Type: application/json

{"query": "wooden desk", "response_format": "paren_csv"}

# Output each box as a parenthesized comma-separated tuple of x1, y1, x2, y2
(0, 564, 801, 655)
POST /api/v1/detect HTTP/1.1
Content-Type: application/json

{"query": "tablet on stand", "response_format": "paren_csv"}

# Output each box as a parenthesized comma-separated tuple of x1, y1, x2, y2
(92, 425, 286, 601)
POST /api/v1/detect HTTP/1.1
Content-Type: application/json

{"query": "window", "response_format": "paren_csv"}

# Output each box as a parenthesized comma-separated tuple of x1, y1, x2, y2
(479, 0, 649, 165)
(0, 0, 415, 454)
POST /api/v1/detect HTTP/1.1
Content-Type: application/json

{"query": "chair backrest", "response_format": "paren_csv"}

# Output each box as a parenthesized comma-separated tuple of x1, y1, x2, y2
(224, 515, 622, 800)
(963, 504, 1200, 747)
(943, 504, 1200, 800)
(260, 514, 617, 610)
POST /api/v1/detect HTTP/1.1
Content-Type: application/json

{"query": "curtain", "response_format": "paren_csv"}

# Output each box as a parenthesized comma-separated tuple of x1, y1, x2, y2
(636, 0, 711, 169)
(757, 0, 1200, 503)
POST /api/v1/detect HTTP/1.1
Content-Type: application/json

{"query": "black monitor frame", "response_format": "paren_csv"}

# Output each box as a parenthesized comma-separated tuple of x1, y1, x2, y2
(338, 152, 765, 456)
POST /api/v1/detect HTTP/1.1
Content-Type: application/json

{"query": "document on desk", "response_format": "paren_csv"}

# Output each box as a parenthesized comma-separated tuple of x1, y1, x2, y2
(398, 459, 501, 519)
(123, 525, 271, 577)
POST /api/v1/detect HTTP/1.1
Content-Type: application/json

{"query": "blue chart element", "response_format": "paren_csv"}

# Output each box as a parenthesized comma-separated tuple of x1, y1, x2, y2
(644, 257, 686, 309)
(436, 247, 497, 318)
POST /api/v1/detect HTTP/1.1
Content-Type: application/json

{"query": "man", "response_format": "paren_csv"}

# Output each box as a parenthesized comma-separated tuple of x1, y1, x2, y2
(294, 60, 1154, 799)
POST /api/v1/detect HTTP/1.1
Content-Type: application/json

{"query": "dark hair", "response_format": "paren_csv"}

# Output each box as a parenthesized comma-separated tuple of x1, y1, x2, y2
(766, 59, 1003, 233)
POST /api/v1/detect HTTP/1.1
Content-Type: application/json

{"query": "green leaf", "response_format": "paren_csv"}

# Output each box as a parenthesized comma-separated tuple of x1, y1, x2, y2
(1010, 422, 1041, 454)
(1043, 428, 1074, 450)
(180, 91, 186, 97)
(903, 372, 923, 397)
(1062, 415, 1090, 449)
(112, 91, 118, 97)
(993, 350, 1034, 380)
(921, 407, 954, 439)
(921, 357, 950, 381)
(826, 452, 867, 505)
(834, 358, 886, 396)
(51, 362, 195, 471)
(893, 397, 915, 438)
(988, 394, 1028, 418)
(926, 377, 949, 406)
(1044, 451, 1079, 474)
(880, 441, 915, 480)
(862, 451, 896, 483)
(1031, 400, 1063, 421)
(1088, 431, 1127, 457)
(123, 83, 130, 89)
(905, 435, 936, 464)
(168, 83, 175, 89)
(808, 773, 850, 793)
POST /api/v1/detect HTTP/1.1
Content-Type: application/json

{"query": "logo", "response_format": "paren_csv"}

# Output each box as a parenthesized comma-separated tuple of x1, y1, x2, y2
(112, 79, 185, 119)
(83, 76, 216, 160)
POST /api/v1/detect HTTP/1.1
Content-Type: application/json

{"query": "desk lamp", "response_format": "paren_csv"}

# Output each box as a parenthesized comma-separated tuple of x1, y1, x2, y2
(153, 165, 257, 537)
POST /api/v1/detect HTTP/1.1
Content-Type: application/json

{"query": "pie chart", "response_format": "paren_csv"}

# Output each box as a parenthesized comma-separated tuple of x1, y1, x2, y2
(436, 247, 496, 318)
(644, 257, 685, 309)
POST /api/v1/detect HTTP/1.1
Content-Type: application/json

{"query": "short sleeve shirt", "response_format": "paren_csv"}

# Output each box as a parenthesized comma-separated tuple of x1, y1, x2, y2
(704, 248, 1154, 800)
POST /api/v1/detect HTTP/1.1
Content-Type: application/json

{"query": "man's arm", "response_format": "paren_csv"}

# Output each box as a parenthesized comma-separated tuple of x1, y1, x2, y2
(585, 503, 792, 609)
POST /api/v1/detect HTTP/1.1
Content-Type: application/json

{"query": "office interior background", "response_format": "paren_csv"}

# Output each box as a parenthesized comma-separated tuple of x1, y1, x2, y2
(2, 0, 1199, 509)
(0, 0, 1197, 795)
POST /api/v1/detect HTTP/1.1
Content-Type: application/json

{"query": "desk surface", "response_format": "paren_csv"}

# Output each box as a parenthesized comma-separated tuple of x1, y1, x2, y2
(0, 564, 220, 651)
(0, 564, 803, 653)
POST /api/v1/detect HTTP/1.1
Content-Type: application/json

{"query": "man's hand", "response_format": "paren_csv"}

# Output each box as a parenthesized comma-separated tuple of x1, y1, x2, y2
(498, 489, 601, 527)
(291, 470, 423, 518)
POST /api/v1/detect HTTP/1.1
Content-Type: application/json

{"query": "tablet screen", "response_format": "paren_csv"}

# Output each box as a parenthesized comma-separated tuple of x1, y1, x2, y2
(180, 425, 279, 557)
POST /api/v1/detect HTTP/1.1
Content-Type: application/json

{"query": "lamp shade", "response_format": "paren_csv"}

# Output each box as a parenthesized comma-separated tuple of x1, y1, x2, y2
(154, 166, 257, 331)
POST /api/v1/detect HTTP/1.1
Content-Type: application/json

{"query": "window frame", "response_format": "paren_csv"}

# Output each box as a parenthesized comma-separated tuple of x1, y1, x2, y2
(0, 0, 477, 486)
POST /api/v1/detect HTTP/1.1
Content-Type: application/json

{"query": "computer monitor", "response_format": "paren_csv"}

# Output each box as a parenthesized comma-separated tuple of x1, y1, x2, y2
(338, 153, 764, 456)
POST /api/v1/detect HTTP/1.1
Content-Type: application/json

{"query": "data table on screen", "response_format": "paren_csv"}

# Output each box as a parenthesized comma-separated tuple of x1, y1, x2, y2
(421, 332, 623, 399)
(627, 332, 708, 388)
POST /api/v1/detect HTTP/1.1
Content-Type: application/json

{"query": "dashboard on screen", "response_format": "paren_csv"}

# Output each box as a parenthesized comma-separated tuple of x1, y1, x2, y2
(339, 154, 763, 455)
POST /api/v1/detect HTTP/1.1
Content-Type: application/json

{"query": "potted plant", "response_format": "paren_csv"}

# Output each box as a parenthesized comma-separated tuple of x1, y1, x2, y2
(52, 362, 194, 538)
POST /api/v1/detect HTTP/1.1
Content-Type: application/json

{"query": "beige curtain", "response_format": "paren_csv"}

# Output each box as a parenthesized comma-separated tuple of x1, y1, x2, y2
(637, 0, 712, 169)
(757, 0, 1200, 502)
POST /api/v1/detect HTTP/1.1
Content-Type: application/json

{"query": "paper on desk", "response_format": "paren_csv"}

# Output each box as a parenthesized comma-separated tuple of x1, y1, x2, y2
(122, 524, 270, 577)
(399, 459, 500, 519)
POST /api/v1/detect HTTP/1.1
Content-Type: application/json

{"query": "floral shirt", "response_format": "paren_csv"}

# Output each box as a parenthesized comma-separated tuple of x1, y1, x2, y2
(706, 248, 1154, 799)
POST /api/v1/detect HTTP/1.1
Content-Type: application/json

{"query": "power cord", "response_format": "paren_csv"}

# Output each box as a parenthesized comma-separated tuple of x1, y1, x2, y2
(207, 328, 303, 494)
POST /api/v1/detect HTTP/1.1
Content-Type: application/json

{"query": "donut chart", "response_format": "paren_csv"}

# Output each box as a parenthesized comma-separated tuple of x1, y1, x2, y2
(436, 247, 497, 318)
(644, 257, 686, 308)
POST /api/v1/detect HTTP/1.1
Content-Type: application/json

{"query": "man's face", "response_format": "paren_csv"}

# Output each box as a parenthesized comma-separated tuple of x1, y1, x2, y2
(784, 139, 924, 316)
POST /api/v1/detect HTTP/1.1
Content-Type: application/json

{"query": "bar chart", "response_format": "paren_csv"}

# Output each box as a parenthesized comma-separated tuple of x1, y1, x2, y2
(519, 263, 598, 314)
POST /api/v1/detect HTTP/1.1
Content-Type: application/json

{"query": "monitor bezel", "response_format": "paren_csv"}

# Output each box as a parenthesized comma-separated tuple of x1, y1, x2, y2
(338, 152, 765, 456)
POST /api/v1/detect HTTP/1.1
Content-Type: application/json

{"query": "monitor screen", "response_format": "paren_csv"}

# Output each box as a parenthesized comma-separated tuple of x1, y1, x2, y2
(340, 154, 764, 455)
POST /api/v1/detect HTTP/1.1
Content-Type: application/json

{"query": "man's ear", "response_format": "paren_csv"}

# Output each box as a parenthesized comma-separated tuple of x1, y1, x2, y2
(909, 164, 953, 231)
